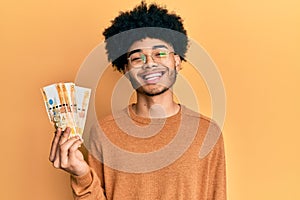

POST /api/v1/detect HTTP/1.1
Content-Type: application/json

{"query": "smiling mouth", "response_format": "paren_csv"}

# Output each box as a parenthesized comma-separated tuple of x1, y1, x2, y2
(141, 71, 165, 81)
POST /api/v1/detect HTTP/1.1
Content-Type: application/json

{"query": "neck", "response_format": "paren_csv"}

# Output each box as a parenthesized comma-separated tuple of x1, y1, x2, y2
(133, 89, 180, 118)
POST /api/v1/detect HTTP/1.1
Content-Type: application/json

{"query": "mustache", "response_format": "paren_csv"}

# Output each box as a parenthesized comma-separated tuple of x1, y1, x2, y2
(131, 63, 168, 70)
(134, 65, 175, 76)
(124, 64, 166, 76)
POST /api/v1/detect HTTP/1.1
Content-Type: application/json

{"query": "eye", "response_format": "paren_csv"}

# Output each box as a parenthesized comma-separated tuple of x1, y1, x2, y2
(130, 54, 144, 63)
(153, 51, 168, 58)
(131, 57, 142, 62)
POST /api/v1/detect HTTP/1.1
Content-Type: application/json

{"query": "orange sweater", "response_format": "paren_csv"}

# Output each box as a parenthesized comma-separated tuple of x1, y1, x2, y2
(71, 105, 226, 199)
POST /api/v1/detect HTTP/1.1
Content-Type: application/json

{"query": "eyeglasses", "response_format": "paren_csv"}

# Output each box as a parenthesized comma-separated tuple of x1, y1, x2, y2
(127, 49, 175, 68)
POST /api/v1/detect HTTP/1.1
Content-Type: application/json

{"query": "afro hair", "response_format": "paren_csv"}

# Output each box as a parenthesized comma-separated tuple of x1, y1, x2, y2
(103, 1, 188, 73)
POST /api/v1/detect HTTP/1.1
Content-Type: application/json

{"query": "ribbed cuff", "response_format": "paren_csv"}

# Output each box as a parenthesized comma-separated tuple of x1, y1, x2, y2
(71, 168, 93, 188)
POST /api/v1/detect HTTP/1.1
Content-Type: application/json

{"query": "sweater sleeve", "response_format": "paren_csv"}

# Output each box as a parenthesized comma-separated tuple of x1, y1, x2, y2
(70, 153, 107, 200)
(208, 134, 227, 200)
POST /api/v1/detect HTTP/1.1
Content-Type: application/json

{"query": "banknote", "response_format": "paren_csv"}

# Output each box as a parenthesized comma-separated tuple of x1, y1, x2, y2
(41, 83, 91, 138)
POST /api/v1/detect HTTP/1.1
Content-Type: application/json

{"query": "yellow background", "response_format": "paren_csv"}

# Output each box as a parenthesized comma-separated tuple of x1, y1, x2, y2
(1, 0, 299, 199)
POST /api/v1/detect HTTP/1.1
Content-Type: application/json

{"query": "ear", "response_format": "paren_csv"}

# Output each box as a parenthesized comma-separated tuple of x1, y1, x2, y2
(123, 64, 131, 79)
(123, 64, 129, 74)
(174, 55, 182, 72)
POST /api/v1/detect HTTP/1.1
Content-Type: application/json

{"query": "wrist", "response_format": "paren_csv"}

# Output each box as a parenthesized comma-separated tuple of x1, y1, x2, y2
(72, 164, 90, 177)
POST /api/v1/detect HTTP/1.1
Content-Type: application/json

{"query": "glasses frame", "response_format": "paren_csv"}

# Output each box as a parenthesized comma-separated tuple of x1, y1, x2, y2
(127, 48, 175, 68)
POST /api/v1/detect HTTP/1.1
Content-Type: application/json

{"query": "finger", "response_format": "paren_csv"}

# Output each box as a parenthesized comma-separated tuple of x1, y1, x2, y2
(49, 128, 63, 162)
(59, 136, 81, 168)
(53, 148, 61, 168)
(53, 128, 67, 168)
(69, 139, 83, 159)
(59, 127, 71, 145)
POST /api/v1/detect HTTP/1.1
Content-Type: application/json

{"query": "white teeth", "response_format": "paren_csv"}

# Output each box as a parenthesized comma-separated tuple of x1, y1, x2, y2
(144, 73, 162, 80)
(147, 77, 158, 81)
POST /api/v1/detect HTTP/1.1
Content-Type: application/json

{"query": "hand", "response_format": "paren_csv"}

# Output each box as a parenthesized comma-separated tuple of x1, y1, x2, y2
(49, 127, 89, 176)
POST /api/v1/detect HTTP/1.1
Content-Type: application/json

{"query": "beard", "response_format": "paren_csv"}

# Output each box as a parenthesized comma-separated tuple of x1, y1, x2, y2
(138, 86, 170, 97)
(126, 65, 177, 97)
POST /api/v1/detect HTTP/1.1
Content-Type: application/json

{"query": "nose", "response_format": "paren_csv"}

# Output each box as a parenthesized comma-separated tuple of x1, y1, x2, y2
(145, 54, 155, 64)
(142, 54, 157, 69)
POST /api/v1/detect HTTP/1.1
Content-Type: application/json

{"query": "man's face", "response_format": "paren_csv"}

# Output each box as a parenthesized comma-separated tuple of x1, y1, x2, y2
(125, 38, 181, 96)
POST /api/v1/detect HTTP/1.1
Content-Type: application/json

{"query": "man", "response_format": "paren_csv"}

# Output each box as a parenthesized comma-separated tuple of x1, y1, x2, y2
(49, 2, 226, 199)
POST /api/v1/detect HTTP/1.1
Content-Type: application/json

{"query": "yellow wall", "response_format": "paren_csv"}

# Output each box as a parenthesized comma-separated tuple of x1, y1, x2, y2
(1, 0, 299, 199)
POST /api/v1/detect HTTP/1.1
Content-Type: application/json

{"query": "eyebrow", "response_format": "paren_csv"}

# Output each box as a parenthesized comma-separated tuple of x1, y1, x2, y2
(127, 45, 169, 57)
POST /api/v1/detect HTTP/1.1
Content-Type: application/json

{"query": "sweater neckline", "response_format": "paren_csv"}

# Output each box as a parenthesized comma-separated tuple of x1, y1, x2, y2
(126, 103, 183, 125)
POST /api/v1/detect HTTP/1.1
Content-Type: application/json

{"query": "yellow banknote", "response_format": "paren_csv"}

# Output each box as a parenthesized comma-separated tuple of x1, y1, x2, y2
(41, 82, 91, 138)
